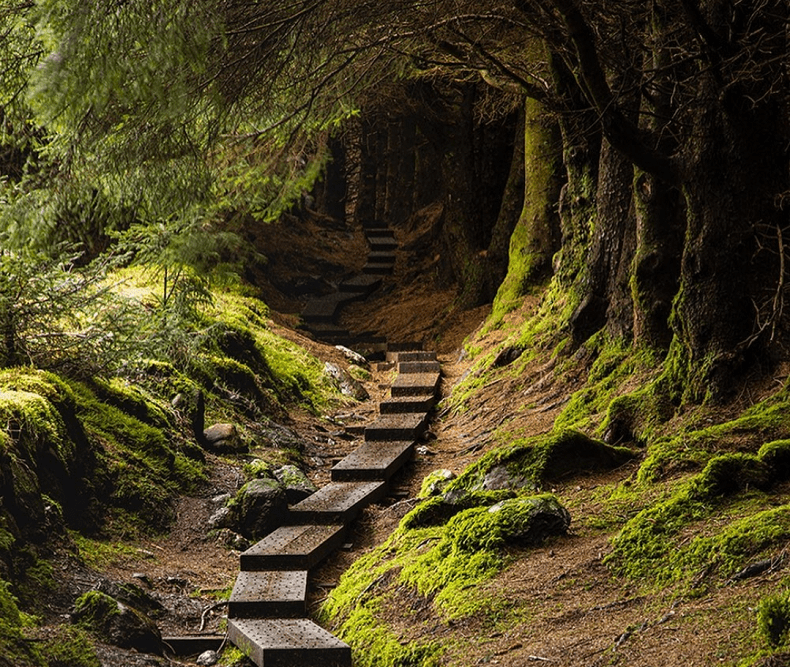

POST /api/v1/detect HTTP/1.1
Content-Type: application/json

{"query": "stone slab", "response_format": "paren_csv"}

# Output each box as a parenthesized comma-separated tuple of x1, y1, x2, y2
(365, 413, 427, 442)
(398, 360, 441, 374)
(331, 441, 415, 482)
(229, 618, 351, 667)
(362, 219, 390, 230)
(367, 251, 395, 264)
(390, 372, 441, 397)
(240, 524, 346, 571)
(379, 394, 437, 414)
(228, 570, 307, 619)
(289, 481, 387, 524)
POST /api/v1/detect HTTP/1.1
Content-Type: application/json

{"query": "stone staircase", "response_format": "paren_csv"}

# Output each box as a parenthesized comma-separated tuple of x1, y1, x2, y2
(220, 222, 437, 666)
(225, 347, 440, 666)
(162, 220, 434, 664)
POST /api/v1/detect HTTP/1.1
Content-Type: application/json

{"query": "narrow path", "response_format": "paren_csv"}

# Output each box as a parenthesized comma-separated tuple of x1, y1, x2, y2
(224, 221, 440, 666)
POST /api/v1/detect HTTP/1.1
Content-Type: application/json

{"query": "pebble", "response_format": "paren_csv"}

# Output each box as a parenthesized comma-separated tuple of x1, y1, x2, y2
(196, 650, 218, 666)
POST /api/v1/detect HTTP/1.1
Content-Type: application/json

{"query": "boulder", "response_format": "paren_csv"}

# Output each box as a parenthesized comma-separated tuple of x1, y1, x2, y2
(273, 465, 317, 504)
(208, 506, 233, 530)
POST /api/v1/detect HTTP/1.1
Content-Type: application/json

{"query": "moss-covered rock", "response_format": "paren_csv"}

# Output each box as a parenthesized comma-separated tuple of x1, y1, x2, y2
(228, 477, 288, 539)
(417, 469, 456, 499)
(273, 464, 316, 504)
(72, 590, 161, 655)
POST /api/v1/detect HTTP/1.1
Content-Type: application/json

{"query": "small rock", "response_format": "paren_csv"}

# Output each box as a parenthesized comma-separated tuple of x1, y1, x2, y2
(214, 528, 249, 551)
(416, 446, 435, 456)
(211, 492, 232, 505)
(196, 650, 218, 666)
(324, 362, 369, 401)
(202, 423, 244, 452)
(335, 345, 369, 368)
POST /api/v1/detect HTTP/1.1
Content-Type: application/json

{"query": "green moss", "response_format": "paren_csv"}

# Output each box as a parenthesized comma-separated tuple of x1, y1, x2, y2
(608, 450, 790, 586)
(417, 470, 455, 499)
(38, 625, 100, 667)
(67, 379, 205, 532)
(73, 591, 121, 629)
(758, 591, 790, 648)
(0, 579, 42, 666)
(639, 388, 790, 483)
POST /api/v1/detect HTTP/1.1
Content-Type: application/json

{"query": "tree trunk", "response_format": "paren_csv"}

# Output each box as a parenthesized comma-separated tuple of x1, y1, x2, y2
(314, 135, 347, 221)
(353, 114, 378, 227)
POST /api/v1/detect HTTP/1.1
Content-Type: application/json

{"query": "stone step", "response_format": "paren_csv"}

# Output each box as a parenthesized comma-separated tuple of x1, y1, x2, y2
(379, 394, 437, 414)
(288, 481, 387, 524)
(228, 618, 351, 667)
(306, 324, 352, 341)
(302, 297, 341, 324)
(398, 360, 441, 374)
(395, 350, 437, 362)
(331, 441, 415, 482)
(228, 570, 307, 619)
(391, 372, 441, 397)
(362, 262, 395, 276)
(365, 227, 395, 238)
(338, 275, 382, 294)
(240, 524, 346, 571)
(364, 413, 428, 442)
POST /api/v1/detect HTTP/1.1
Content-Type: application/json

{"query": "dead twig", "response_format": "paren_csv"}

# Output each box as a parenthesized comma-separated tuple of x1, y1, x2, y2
(199, 601, 229, 632)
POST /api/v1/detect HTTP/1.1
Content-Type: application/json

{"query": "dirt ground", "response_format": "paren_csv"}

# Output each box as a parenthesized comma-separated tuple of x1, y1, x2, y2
(65, 211, 779, 667)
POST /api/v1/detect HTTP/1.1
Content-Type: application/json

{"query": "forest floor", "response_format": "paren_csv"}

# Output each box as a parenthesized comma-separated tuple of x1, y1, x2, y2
(62, 210, 786, 667)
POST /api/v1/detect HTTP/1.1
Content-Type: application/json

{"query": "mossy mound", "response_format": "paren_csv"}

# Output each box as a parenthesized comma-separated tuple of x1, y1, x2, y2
(447, 429, 636, 494)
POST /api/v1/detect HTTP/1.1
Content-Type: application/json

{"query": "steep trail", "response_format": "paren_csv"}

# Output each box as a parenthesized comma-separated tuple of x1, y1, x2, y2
(225, 222, 441, 666)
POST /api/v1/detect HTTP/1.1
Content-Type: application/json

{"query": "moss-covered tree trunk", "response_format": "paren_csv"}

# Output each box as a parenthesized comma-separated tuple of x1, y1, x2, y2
(668, 82, 787, 400)
(491, 96, 562, 318)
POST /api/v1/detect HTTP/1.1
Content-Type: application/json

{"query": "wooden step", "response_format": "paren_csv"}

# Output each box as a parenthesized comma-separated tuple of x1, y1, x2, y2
(228, 571, 307, 619)
(331, 441, 415, 482)
(240, 524, 346, 571)
(288, 481, 387, 524)
(229, 618, 351, 667)
(364, 413, 428, 442)
(391, 372, 441, 397)
(368, 237, 397, 252)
